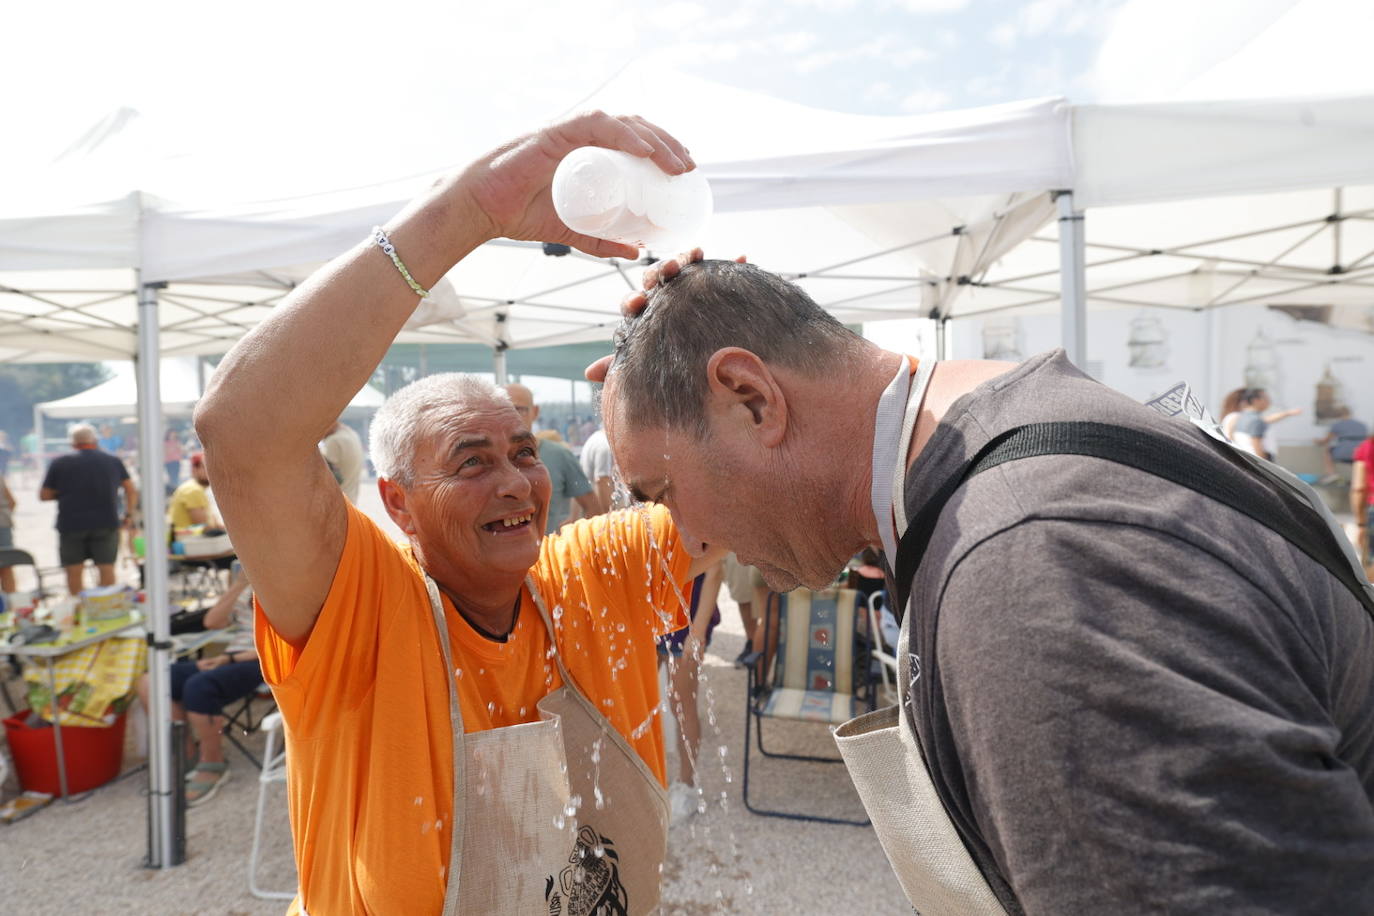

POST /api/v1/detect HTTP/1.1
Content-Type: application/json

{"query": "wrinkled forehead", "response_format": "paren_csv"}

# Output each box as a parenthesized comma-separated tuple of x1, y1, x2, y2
(416, 396, 521, 448)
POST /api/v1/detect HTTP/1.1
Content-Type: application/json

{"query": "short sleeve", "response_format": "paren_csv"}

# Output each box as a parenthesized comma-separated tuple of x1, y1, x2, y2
(1232, 413, 1265, 438)
(254, 502, 417, 737)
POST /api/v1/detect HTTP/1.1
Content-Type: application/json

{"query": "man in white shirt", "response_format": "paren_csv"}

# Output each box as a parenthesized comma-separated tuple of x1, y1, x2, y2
(579, 427, 615, 513)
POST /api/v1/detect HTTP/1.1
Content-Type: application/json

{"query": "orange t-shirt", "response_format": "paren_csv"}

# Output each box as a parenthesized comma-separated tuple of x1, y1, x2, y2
(255, 502, 691, 916)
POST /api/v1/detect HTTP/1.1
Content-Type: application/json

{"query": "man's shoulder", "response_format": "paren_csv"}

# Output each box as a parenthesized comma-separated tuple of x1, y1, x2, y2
(540, 438, 575, 462)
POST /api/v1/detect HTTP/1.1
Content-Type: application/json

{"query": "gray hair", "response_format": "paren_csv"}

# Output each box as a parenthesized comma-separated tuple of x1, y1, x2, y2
(608, 260, 861, 435)
(70, 423, 98, 445)
(368, 373, 511, 487)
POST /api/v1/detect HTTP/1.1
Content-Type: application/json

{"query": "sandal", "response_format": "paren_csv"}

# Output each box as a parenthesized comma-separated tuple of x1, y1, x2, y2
(185, 762, 231, 807)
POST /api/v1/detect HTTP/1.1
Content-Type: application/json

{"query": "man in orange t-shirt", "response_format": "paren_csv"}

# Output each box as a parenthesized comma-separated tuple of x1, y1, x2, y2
(196, 113, 713, 913)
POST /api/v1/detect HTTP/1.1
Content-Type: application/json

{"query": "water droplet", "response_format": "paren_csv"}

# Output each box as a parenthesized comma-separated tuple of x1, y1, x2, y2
(519, 706, 527, 717)
(487, 701, 496, 716)
(554, 814, 565, 829)
(435, 819, 443, 831)
(413, 796, 423, 806)
(454, 667, 463, 679)
(421, 821, 431, 834)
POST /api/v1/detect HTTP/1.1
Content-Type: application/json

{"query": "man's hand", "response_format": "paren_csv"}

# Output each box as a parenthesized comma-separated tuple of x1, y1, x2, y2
(584, 248, 746, 383)
(458, 112, 694, 262)
(196, 655, 229, 671)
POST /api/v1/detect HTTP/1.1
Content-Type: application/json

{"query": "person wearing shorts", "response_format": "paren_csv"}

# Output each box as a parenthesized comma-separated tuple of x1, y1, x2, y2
(0, 475, 17, 593)
(658, 566, 722, 825)
(137, 570, 261, 807)
(40, 424, 138, 595)
(722, 552, 766, 667)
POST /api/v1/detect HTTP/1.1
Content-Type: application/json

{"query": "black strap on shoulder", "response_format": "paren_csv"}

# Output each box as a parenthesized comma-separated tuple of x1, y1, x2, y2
(893, 421, 1374, 621)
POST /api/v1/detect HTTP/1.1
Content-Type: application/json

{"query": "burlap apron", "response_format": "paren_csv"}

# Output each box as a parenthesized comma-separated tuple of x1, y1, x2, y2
(424, 575, 670, 916)
(834, 356, 1008, 915)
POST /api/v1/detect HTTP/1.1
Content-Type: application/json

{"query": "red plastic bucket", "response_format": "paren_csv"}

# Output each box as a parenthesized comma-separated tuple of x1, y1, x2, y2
(3, 711, 127, 796)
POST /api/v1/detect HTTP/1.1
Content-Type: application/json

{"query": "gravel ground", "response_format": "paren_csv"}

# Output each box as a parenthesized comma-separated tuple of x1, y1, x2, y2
(1, 467, 912, 914)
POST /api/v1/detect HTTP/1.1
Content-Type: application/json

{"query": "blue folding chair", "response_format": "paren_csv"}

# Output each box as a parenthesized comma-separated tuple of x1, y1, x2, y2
(742, 586, 871, 825)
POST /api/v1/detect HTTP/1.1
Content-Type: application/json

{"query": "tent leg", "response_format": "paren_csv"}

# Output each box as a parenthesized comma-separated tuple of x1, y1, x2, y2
(493, 347, 509, 385)
(136, 279, 180, 869)
(1057, 191, 1087, 367)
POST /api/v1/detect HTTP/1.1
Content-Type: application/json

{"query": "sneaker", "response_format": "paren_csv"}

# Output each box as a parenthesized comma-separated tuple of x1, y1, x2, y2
(669, 781, 697, 827)
(185, 762, 231, 807)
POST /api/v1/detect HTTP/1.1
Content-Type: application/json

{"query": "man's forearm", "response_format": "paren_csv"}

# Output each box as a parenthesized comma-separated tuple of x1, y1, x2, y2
(196, 179, 490, 459)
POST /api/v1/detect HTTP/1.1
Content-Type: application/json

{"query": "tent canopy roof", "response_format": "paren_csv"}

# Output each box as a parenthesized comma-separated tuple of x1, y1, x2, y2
(4, 62, 1374, 365)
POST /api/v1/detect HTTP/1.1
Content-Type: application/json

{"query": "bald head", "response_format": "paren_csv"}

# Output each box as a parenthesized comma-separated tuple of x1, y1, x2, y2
(503, 383, 539, 425)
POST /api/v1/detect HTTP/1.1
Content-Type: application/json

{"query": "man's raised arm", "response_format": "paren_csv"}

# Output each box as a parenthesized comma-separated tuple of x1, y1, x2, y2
(194, 113, 693, 646)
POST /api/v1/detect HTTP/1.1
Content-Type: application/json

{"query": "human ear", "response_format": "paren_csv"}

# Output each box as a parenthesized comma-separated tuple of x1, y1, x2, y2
(378, 478, 417, 535)
(704, 348, 786, 448)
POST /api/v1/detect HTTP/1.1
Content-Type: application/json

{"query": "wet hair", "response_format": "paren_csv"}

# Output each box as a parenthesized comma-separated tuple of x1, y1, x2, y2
(369, 373, 511, 487)
(607, 260, 862, 435)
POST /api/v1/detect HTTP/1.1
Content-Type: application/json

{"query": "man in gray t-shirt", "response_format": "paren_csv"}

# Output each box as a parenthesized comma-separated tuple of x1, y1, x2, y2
(503, 384, 597, 532)
(595, 255, 1374, 914)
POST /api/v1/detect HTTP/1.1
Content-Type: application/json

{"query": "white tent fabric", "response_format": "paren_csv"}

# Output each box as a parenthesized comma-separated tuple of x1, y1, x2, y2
(0, 68, 1073, 363)
(38, 359, 203, 419)
(37, 365, 384, 420)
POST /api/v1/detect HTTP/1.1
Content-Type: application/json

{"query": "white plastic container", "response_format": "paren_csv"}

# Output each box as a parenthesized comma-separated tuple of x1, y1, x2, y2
(551, 147, 712, 251)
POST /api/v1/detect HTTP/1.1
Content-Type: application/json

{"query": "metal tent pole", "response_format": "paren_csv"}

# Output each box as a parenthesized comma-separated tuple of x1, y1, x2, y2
(492, 311, 509, 385)
(136, 279, 178, 868)
(1056, 191, 1087, 367)
(492, 347, 509, 385)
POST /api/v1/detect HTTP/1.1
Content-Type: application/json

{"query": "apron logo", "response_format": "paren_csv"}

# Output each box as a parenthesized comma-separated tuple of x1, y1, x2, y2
(546, 825, 627, 916)
(904, 652, 922, 711)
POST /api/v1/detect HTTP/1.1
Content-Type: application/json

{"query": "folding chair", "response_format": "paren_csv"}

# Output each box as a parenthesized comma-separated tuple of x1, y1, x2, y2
(1, 548, 45, 715)
(867, 591, 899, 707)
(248, 711, 296, 900)
(221, 682, 277, 770)
(0, 548, 47, 599)
(742, 586, 871, 825)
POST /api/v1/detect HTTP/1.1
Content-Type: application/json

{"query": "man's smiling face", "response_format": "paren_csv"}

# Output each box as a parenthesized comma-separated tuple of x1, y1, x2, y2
(401, 399, 552, 578)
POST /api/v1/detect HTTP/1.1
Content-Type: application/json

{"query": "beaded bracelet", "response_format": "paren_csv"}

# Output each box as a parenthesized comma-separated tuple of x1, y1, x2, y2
(371, 226, 430, 298)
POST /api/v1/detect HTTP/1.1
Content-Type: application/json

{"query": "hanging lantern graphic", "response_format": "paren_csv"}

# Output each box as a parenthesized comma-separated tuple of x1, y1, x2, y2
(982, 319, 1024, 361)
(1314, 364, 1348, 424)
(1244, 329, 1280, 393)
(1127, 314, 1169, 369)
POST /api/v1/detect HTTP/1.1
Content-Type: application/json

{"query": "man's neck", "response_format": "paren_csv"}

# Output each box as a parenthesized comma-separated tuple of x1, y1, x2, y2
(844, 353, 1016, 551)
(416, 546, 525, 638)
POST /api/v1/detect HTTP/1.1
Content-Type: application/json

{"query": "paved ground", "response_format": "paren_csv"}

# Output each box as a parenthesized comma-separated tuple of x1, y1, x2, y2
(1, 466, 912, 914)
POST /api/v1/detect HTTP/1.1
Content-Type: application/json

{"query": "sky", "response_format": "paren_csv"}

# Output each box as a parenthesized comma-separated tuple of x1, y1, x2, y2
(4, 0, 1145, 168)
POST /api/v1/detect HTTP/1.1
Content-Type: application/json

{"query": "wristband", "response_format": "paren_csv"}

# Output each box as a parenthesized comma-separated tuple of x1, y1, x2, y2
(371, 226, 430, 298)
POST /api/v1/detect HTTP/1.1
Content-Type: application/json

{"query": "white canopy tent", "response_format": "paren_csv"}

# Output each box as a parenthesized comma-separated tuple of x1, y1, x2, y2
(4, 55, 1373, 869)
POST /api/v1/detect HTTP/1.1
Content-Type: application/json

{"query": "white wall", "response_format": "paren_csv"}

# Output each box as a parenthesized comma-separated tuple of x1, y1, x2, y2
(928, 303, 1374, 447)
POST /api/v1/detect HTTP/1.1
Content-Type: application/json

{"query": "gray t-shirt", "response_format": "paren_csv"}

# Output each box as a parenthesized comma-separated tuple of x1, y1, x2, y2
(900, 350, 1374, 914)
(1330, 417, 1369, 463)
(1231, 408, 1269, 445)
(539, 438, 593, 533)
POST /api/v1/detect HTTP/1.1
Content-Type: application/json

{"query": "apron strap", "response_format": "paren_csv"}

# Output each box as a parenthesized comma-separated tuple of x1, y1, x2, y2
(423, 575, 467, 916)
(524, 575, 671, 797)
(893, 421, 1374, 619)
